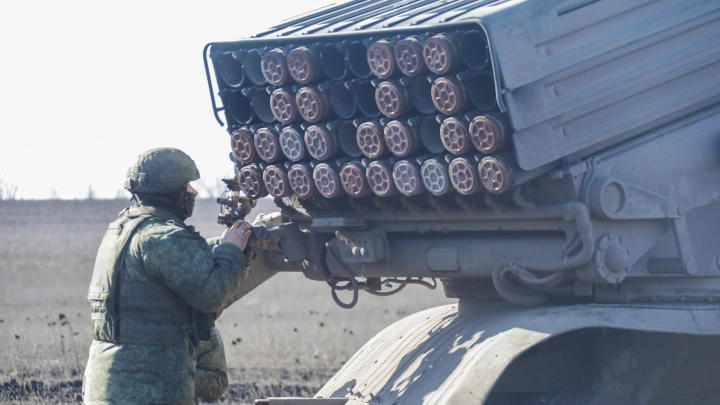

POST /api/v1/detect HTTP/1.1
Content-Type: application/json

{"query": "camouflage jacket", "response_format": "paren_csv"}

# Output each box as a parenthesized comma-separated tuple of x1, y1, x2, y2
(195, 327, 228, 400)
(83, 213, 245, 405)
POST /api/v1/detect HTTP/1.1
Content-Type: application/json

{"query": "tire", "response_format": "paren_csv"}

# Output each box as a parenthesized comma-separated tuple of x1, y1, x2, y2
(516, 392, 642, 405)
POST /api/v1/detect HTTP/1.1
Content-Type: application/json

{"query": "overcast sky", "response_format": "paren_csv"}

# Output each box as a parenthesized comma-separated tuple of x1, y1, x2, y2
(0, 1, 337, 199)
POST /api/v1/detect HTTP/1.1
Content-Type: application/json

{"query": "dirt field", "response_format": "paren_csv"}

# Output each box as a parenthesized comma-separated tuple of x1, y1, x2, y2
(0, 199, 454, 404)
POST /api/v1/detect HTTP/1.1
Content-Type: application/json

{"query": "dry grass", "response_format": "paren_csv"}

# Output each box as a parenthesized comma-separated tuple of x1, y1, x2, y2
(0, 199, 454, 404)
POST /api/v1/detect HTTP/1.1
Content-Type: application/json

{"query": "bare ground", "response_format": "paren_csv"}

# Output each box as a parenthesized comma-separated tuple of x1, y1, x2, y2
(0, 199, 454, 404)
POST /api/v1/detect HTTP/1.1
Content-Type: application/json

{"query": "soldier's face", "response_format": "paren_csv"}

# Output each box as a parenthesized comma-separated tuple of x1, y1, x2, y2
(186, 183, 199, 196)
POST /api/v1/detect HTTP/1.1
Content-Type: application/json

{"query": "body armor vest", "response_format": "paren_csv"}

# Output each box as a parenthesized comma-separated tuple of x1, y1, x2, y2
(87, 206, 193, 346)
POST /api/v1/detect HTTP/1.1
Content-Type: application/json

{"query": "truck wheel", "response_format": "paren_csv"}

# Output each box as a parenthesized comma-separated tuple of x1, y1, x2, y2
(517, 392, 642, 405)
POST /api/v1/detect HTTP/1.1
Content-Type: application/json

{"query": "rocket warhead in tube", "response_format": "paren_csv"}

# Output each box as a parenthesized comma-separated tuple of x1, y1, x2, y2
(238, 165, 268, 199)
(395, 36, 427, 77)
(440, 116, 472, 155)
(270, 88, 300, 124)
(367, 39, 397, 79)
(287, 46, 323, 85)
(279, 126, 308, 162)
(431, 76, 467, 115)
(384, 120, 420, 158)
(261, 48, 291, 86)
(288, 163, 318, 199)
(357, 121, 388, 159)
(449, 156, 482, 195)
(253, 127, 282, 163)
(366, 160, 398, 197)
(375, 80, 412, 119)
(296, 86, 331, 123)
(478, 155, 514, 194)
(421, 157, 452, 196)
(340, 161, 371, 198)
(262, 164, 292, 198)
(313, 162, 345, 198)
(231, 127, 259, 164)
(423, 34, 459, 75)
(305, 124, 338, 161)
(469, 112, 509, 154)
(393, 160, 425, 197)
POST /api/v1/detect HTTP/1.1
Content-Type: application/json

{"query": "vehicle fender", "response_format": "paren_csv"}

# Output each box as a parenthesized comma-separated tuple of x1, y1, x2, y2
(315, 302, 720, 405)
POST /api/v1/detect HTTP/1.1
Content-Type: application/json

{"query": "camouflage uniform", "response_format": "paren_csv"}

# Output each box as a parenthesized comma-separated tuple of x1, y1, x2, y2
(194, 327, 228, 400)
(83, 148, 245, 405)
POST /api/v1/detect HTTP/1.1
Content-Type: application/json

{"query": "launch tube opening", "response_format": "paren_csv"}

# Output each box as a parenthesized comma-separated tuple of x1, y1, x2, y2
(338, 121, 362, 158)
(320, 43, 348, 81)
(218, 52, 245, 88)
(346, 41, 371, 79)
(467, 72, 497, 111)
(251, 90, 275, 123)
(244, 50, 267, 86)
(410, 77, 437, 114)
(459, 30, 489, 71)
(329, 83, 357, 119)
(226, 91, 254, 124)
(419, 116, 445, 154)
(355, 81, 381, 118)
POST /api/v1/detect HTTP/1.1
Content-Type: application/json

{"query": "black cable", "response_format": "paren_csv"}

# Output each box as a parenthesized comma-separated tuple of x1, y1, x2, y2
(366, 284, 407, 296)
(325, 243, 359, 309)
(383, 277, 437, 290)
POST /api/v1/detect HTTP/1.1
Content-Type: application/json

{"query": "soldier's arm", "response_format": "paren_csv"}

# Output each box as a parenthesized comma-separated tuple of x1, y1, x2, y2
(141, 226, 246, 313)
(195, 327, 229, 400)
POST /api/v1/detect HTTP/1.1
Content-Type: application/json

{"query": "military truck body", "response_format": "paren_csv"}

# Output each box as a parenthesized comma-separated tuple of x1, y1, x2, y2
(203, 0, 720, 403)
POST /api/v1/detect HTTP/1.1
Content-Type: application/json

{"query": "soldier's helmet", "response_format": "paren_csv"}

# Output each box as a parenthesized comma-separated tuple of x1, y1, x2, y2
(124, 148, 200, 194)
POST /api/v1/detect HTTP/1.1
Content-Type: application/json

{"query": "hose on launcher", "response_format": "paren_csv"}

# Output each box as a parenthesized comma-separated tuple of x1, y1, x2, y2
(492, 190, 595, 305)
(325, 242, 436, 309)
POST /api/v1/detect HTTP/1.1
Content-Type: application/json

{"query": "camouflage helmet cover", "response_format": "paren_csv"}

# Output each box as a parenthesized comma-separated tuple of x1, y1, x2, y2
(124, 148, 200, 194)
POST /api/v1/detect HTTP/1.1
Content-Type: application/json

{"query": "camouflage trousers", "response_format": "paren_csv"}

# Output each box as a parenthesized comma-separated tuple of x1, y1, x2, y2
(83, 338, 197, 405)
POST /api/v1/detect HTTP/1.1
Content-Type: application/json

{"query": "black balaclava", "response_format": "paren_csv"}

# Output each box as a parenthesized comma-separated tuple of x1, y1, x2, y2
(135, 187, 196, 221)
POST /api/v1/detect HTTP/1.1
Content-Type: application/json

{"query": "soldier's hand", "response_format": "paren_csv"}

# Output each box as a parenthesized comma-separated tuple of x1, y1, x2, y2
(221, 220, 253, 251)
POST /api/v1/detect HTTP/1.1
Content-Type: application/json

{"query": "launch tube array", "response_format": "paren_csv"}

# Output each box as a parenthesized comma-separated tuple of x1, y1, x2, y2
(214, 28, 533, 201)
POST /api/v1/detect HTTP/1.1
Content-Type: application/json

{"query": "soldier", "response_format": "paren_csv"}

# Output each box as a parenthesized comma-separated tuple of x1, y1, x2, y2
(83, 148, 252, 404)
